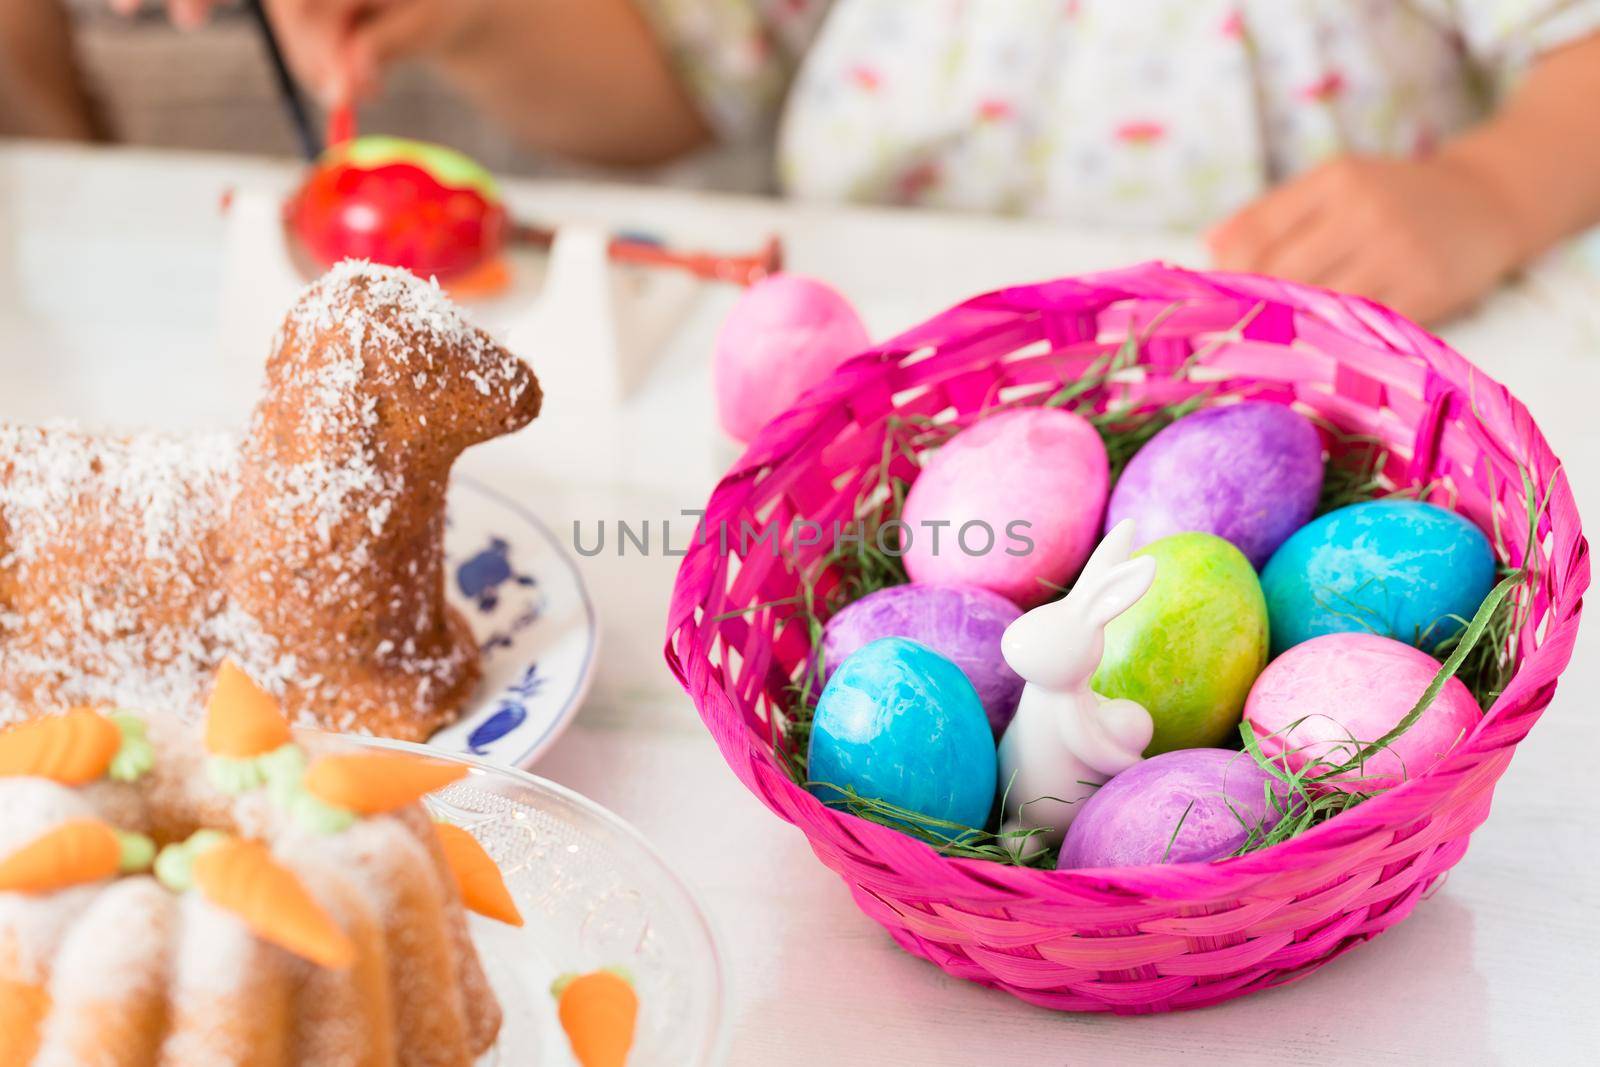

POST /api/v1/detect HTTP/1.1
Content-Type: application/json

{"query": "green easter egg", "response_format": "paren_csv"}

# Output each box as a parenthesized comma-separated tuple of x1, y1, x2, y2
(1091, 532, 1268, 755)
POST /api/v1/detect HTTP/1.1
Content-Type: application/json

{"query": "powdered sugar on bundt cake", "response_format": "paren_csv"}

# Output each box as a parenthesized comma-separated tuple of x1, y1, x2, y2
(0, 675, 517, 1065)
(0, 262, 542, 738)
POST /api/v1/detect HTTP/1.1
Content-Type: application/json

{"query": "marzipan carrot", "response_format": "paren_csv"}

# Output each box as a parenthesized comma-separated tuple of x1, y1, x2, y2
(0, 978, 49, 1067)
(303, 752, 467, 813)
(552, 968, 638, 1067)
(205, 661, 293, 758)
(0, 709, 121, 784)
(0, 820, 122, 893)
(193, 838, 355, 969)
(434, 822, 523, 926)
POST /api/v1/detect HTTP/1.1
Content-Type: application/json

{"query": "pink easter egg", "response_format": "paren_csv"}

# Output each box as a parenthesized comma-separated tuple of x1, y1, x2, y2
(1243, 632, 1482, 792)
(713, 273, 871, 442)
(900, 409, 1109, 608)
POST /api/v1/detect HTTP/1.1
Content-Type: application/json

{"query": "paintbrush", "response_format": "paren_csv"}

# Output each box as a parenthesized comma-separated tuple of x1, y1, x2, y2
(243, 0, 321, 160)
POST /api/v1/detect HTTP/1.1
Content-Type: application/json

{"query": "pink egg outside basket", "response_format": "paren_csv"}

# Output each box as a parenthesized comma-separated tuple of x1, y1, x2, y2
(664, 262, 1588, 1012)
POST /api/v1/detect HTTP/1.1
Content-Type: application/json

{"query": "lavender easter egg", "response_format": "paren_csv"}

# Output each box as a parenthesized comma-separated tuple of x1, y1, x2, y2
(901, 409, 1110, 608)
(1092, 532, 1269, 755)
(713, 273, 871, 442)
(1261, 499, 1496, 656)
(1244, 632, 1481, 792)
(822, 583, 1024, 735)
(808, 637, 998, 838)
(1058, 749, 1281, 868)
(1106, 402, 1324, 568)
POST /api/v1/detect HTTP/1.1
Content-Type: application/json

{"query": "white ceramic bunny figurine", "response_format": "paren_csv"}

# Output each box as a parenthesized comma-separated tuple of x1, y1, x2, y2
(997, 519, 1157, 854)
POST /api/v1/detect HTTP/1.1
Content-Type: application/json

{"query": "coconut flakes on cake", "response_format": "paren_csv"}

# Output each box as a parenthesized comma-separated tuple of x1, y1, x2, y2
(0, 262, 514, 730)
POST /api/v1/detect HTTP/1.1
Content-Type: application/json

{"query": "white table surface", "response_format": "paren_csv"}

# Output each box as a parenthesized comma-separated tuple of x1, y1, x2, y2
(1, 141, 1596, 1066)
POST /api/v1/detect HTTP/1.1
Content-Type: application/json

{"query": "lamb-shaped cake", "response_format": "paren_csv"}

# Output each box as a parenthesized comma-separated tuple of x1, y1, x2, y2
(0, 261, 541, 739)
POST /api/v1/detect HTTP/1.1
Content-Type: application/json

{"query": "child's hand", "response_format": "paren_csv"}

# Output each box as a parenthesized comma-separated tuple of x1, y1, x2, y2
(109, 0, 706, 165)
(1208, 156, 1526, 325)
(109, 0, 493, 103)
(261, 0, 495, 103)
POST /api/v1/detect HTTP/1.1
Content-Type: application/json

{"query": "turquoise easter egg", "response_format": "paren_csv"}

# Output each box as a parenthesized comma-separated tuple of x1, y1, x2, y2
(807, 637, 997, 839)
(1260, 499, 1496, 656)
(1091, 532, 1268, 755)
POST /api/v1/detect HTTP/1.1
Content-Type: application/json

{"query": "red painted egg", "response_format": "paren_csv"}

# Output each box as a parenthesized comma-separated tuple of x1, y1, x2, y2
(286, 135, 507, 283)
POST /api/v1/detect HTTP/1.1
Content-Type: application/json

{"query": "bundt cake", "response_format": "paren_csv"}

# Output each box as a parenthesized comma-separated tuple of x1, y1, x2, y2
(0, 260, 543, 741)
(0, 662, 523, 1065)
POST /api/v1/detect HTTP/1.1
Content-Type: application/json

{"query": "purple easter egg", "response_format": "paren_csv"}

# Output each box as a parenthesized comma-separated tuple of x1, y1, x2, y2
(822, 583, 1024, 735)
(1107, 402, 1324, 568)
(1058, 749, 1281, 869)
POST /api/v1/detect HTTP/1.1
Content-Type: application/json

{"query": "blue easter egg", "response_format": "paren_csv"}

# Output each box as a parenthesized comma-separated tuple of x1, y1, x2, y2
(807, 636, 997, 838)
(1260, 499, 1496, 656)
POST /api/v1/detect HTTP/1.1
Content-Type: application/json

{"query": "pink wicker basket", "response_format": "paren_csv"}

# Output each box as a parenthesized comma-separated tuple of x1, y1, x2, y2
(664, 262, 1588, 1013)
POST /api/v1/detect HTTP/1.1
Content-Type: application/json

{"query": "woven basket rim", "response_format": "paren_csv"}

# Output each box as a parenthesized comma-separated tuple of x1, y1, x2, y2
(667, 260, 1589, 898)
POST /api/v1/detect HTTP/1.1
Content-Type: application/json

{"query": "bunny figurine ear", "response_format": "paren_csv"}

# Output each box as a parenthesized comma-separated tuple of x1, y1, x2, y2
(1075, 519, 1139, 591)
(1097, 519, 1140, 569)
(1085, 556, 1157, 630)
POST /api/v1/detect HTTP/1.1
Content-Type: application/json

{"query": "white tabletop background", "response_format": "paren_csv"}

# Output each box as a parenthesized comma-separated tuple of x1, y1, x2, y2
(0, 143, 1595, 1066)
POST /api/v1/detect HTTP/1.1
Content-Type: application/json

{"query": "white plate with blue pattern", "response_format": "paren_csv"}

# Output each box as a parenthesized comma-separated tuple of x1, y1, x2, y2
(428, 477, 598, 769)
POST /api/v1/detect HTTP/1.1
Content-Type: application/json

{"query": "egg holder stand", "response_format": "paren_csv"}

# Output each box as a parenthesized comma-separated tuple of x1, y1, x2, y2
(664, 261, 1588, 1013)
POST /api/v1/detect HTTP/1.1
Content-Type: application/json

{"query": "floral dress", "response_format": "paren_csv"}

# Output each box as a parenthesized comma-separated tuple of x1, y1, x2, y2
(633, 0, 1600, 229)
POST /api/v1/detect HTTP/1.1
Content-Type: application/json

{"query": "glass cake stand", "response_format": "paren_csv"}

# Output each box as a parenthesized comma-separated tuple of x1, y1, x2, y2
(350, 737, 725, 1066)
